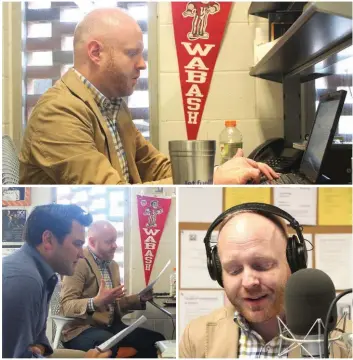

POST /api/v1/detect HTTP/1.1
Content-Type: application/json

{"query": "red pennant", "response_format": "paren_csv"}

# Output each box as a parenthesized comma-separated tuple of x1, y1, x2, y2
(172, 2, 233, 140)
(137, 195, 172, 285)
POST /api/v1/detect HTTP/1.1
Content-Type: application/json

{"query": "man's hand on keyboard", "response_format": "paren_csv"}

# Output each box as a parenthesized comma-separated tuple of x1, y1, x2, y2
(213, 149, 280, 184)
(244, 159, 280, 182)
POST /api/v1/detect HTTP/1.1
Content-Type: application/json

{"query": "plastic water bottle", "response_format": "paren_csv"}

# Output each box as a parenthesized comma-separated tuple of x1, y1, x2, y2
(219, 120, 243, 164)
(169, 268, 176, 297)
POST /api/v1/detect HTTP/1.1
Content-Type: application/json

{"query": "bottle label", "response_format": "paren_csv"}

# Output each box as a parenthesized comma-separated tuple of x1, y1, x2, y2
(220, 142, 243, 164)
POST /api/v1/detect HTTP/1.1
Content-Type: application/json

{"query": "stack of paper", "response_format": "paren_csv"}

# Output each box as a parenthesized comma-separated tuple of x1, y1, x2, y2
(139, 259, 171, 296)
(97, 316, 147, 352)
(155, 340, 176, 358)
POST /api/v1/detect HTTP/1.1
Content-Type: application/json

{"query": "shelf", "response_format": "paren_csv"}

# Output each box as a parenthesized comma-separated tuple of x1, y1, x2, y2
(248, 2, 307, 19)
(249, 2, 352, 83)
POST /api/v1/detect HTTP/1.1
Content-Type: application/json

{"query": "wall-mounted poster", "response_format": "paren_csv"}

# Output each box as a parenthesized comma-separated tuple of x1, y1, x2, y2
(2, 187, 31, 206)
(2, 210, 27, 244)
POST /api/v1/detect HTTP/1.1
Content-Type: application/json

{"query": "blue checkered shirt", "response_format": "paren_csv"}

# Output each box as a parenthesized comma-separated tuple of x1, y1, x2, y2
(234, 311, 289, 358)
(74, 69, 129, 182)
(87, 248, 115, 326)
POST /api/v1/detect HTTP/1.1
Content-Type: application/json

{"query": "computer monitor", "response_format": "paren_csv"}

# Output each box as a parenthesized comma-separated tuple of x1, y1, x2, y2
(300, 90, 347, 183)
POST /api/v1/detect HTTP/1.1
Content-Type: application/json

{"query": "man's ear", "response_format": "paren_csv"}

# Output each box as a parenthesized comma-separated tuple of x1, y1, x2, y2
(87, 40, 103, 65)
(42, 230, 56, 251)
(87, 236, 95, 248)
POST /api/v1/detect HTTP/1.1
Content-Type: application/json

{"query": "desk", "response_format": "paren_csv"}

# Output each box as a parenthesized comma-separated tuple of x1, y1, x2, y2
(132, 295, 176, 340)
(156, 340, 176, 359)
(153, 296, 176, 320)
(150, 296, 176, 340)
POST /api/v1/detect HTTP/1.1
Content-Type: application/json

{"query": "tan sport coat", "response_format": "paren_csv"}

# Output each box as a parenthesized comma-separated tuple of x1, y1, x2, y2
(179, 305, 351, 358)
(60, 248, 144, 342)
(19, 69, 172, 184)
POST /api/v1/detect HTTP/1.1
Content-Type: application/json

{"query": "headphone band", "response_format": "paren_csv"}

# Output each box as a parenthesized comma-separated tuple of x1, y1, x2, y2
(204, 202, 308, 287)
(204, 202, 305, 256)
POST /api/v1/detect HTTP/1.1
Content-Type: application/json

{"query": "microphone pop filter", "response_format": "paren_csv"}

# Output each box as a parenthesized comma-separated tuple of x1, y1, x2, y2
(284, 268, 337, 335)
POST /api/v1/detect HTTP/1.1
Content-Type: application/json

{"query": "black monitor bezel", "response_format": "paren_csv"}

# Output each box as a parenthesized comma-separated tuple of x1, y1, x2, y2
(300, 90, 347, 183)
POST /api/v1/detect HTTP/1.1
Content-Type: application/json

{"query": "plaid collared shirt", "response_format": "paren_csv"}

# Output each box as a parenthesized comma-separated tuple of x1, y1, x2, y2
(234, 311, 289, 358)
(87, 248, 115, 326)
(74, 69, 129, 182)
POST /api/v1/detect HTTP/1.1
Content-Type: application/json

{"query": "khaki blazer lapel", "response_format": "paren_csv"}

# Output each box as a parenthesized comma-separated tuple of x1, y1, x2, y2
(61, 69, 125, 180)
(116, 106, 142, 184)
(83, 248, 103, 287)
(207, 306, 239, 358)
(109, 261, 120, 288)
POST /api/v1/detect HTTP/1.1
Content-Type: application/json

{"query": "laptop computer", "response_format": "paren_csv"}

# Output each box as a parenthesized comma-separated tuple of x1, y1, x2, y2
(262, 90, 347, 185)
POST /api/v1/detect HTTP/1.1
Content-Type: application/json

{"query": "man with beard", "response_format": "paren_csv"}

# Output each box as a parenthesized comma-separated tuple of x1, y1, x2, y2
(60, 220, 165, 358)
(179, 209, 349, 358)
(19, 7, 278, 185)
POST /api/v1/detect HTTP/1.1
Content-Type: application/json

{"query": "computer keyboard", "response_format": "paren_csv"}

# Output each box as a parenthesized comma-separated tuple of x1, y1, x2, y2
(261, 173, 311, 185)
(265, 157, 295, 172)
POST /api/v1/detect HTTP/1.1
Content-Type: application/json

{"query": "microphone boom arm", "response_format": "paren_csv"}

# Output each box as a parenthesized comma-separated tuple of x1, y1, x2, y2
(324, 288, 353, 358)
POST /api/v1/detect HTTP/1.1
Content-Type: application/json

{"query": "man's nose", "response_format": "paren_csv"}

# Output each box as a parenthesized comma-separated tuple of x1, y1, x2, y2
(78, 247, 84, 258)
(137, 56, 147, 70)
(242, 268, 260, 289)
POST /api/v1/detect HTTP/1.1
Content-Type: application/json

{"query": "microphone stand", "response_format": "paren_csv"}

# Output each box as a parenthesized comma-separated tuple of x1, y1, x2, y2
(148, 299, 176, 339)
(324, 288, 352, 358)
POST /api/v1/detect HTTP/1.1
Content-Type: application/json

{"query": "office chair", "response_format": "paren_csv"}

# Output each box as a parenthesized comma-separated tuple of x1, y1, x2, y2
(49, 281, 75, 350)
(49, 280, 137, 358)
(2, 135, 20, 184)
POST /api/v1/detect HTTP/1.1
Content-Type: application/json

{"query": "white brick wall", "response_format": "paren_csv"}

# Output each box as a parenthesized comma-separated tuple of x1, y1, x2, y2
(157, 2, 284, 162)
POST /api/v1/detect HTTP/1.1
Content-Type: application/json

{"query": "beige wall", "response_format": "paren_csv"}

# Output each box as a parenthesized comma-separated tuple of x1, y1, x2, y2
(2, 2, 22, 151)
(157, 2, 283, 162)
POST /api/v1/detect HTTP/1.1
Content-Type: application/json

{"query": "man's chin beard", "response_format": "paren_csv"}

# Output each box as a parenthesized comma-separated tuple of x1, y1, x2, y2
(238, 300, 284, 324)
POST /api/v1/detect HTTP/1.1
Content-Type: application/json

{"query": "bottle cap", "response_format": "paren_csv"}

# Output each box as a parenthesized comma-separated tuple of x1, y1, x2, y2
(225, 120, 236, 127)
(173, 267, 176, 271)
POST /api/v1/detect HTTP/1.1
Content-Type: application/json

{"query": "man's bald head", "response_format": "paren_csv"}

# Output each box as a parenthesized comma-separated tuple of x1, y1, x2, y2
(88, 219, 117, 237)
(72, 7, 146, 98)
(218, 212, 288, 260)
(88, 220, 118, 261)
(74, 8, 140, 53)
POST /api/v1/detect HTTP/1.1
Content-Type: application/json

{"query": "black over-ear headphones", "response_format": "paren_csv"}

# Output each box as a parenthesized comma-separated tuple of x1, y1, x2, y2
(204, 202, 308, 287)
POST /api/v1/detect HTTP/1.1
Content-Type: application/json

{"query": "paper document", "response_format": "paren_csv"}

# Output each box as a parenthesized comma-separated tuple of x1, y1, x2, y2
(314, 233, 352, 290)
(224, 187, 271, 210)
(155, 340, 176, 358)
(97, 315, 147, 352)
(179, 187, 223, 222)
(180, 230, 220, 289)
(318, 187, 352, 225)
(273, 187, 317, 225)
(139, 259, 171, 295)
(179, 290, 225, 339)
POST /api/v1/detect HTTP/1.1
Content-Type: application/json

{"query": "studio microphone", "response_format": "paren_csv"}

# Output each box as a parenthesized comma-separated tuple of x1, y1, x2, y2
(279, 268, 338, 358)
